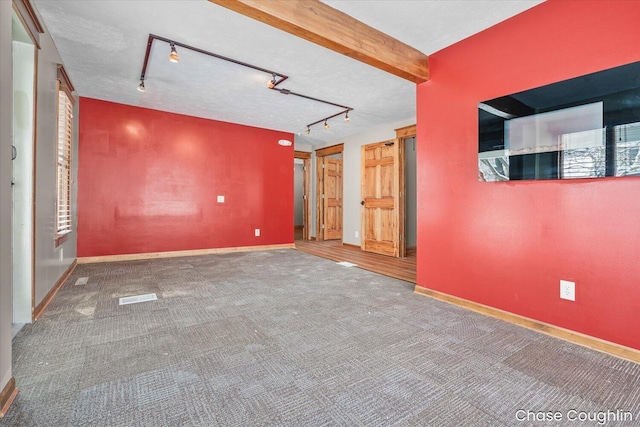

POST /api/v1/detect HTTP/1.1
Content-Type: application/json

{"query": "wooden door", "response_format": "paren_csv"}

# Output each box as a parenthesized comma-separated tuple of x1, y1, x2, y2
(361, 140, 401, 256)
(323, 158, 343, 240)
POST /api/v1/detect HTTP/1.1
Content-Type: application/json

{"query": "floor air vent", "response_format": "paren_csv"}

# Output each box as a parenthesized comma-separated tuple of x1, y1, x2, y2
(336, 261, 357, 267)
(119, 293, 157, 306)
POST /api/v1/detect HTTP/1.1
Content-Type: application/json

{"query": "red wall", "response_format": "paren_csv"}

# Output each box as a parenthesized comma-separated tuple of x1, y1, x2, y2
(78, 98, 294, 257)
(417, 0, 640, 350)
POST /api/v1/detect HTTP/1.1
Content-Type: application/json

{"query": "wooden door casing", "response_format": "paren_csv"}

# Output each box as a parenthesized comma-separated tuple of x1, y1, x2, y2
(315, 144, 343, 241)
(394, 124, 414, 258)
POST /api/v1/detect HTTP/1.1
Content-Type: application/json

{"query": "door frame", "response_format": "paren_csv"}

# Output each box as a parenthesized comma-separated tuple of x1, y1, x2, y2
(294, 150, 311, 240)
(11, 3, 39, 323)
(394, 124, 416, 258)
(315, 143, 343, 241)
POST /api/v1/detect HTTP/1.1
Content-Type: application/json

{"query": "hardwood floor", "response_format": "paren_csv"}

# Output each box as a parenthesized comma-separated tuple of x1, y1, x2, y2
(294, 233, 416, 283)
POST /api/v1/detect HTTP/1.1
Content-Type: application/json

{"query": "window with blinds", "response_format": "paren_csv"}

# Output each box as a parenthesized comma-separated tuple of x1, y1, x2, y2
(56, 64, 74, 244)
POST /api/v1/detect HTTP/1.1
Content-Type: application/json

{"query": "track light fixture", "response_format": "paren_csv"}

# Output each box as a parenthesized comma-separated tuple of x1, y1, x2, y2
(139, 34, 288, 94)
(267, 74, 277, 89)
(169, 42, 179, 63)
(303, 107, 352, 135)
(137, 34, 353, 134)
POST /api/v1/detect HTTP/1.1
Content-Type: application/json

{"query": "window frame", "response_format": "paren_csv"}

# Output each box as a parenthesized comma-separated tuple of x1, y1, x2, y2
(55, 64, 75, 246)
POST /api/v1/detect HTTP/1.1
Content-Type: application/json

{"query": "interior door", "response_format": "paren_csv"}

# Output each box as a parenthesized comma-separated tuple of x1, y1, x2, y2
(361, 140, 401, 256)
(323, 157, 343, 240)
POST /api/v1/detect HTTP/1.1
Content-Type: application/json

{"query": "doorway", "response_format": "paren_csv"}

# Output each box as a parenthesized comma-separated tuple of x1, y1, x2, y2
(295, 134, 416, 280)
(294, 151, 311, 241)
(360, 125, 416, 258)
(11, 10, 37, 326)
(397, 125, 417, 257)
(404, 136, 417, 252)
(315, 144, 344, 241)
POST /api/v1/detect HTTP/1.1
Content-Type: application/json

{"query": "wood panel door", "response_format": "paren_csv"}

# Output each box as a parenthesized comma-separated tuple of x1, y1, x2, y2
(323, 158, 343, 240)
(361, 140, 402, 256)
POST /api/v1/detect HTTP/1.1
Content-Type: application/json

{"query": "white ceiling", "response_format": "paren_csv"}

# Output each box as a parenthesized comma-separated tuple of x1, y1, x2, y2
(33, 0, 543, 145)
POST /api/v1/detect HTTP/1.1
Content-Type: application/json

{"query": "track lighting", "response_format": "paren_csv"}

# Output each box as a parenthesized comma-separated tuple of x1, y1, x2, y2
(267, 74, 276, 89)
(169, 43, 179, 63)
(138, 34, 354, 131)
(304, 108, 352, 135)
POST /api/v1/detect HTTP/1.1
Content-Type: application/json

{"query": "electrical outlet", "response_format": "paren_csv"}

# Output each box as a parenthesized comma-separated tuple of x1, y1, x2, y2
(217, 195, 224, 203)
(560, 280, 575, 301)
(255, 229, 260, 237)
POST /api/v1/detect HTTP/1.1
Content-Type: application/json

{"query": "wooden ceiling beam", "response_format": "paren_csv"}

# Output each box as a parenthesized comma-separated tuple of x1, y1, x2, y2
(208, 0, 429, 83)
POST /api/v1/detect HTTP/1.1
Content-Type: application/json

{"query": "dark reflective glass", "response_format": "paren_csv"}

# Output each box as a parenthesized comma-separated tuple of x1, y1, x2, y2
(479, 61, 640, 181)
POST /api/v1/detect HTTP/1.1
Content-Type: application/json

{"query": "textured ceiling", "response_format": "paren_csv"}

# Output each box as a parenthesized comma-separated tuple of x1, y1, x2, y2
(33, 0, 544, 145)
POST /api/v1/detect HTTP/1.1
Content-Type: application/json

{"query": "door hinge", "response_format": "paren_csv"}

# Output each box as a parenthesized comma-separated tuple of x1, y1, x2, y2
(400, 234, 403, 241)
(322, 163, 325, 168)
(303, 195, 307, 200)
(321, 224, 325, 229)
(321, 194, 325, 199)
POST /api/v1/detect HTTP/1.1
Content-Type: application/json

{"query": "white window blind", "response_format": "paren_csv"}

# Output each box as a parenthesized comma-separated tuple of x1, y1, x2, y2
(56, 64, 74, 240)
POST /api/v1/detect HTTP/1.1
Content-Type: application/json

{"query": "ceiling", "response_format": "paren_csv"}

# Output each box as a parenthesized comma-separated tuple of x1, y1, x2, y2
(32, 0, 543, 145)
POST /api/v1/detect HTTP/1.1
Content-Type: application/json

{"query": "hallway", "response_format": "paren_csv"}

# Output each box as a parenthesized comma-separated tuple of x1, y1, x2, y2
(294, 231, 416, 283)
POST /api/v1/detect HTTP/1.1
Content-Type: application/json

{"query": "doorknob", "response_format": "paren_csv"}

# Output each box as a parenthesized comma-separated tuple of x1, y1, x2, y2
(360, 200, 365, 206)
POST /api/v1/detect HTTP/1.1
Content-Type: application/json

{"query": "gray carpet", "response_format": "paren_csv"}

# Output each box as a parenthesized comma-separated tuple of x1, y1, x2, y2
(3, 249, 639, 426)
